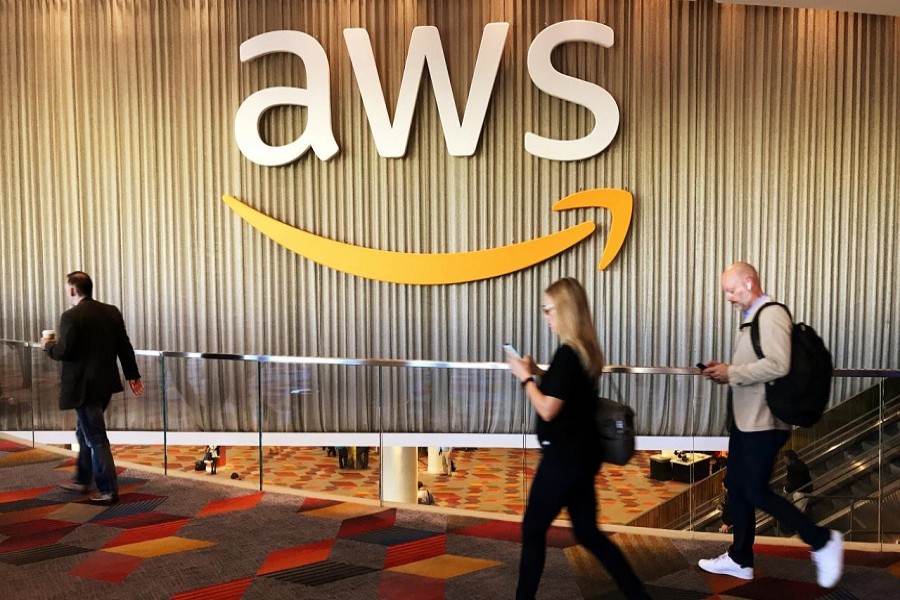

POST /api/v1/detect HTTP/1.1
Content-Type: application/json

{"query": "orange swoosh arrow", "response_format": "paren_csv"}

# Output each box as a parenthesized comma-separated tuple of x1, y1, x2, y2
(222, 188, 632, 285)
(553, 188, 633, 270)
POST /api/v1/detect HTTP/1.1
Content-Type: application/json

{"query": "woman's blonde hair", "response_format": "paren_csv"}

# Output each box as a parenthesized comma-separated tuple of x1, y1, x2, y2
(545, 277, 604, 379)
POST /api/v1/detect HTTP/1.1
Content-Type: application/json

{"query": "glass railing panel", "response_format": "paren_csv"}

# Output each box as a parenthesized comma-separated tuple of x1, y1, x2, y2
(439, 366, 525, 515)
(260, 361, 380, 500)
(378, 365, 450, 507)
(104, 353, 165, 431)
(29, 344, 74, 434)
(378, 366, 447, 435)
(442, 368, 527, 515)
(0, 341, 34, 434)
(260, 361, 318, 433)
(377, 364, 528, 514)
(161, 355, 259, 432)
(5, 335, 899, 553)
(160, 355, 261, 485)
(592, 371, 714, 530)
(105, 353, 166, 471)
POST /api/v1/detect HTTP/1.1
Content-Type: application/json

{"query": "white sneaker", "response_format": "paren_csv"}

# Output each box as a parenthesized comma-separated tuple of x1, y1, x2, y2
(812, 530, 844, 588)
(698, 552, 754, 580)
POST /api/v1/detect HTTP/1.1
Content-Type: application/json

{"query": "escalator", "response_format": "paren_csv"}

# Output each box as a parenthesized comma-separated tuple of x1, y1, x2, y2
(757, 403, 900, 541)
(666, 380, 900, 542)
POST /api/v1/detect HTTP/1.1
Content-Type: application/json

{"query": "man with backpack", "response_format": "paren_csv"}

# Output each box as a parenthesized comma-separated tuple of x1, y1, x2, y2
(698, 262, 842, 588)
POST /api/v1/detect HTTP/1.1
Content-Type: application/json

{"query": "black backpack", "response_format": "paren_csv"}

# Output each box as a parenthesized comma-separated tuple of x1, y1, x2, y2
(749, 302, 833, 427)
(596, 397, 635, 465)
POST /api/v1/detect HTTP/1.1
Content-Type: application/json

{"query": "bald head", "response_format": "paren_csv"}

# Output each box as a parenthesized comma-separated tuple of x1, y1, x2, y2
(724, 262, 758, 281)
(721, 262, 763, 312)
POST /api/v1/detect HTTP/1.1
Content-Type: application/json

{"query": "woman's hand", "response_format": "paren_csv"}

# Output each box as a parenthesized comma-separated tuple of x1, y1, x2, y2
(524, 355, 543, 376)
(508, 355, 531, 382)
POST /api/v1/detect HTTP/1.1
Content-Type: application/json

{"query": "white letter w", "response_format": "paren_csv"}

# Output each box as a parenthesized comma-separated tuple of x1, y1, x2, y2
(343, 23, 509, 158)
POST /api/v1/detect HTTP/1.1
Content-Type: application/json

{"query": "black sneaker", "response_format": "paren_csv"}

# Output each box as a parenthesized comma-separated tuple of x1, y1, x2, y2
(89, 492, 119, 505)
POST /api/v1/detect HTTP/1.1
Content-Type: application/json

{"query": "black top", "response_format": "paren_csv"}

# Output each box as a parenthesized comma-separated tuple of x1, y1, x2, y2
(45, 298, 141, 410)
(536, 344, 598, 452)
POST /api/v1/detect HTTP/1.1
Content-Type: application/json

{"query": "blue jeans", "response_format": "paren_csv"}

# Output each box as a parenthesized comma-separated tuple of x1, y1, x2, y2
(74, 400, 118, 495)
(725, 426, 829, 567)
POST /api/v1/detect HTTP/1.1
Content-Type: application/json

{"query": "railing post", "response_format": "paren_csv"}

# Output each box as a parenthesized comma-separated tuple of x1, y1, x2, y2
(258, 360, 263, 492)
(161, 354, 168, 475)
(27, 342, 35, 447)
(876, 378, 883, 546)
(849, 500, 855, 542)
(378, 365, 383, 506)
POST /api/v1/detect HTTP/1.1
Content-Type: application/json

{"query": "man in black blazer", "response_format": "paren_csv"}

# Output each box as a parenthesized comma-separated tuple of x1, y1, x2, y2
(42, 271, 144, 504)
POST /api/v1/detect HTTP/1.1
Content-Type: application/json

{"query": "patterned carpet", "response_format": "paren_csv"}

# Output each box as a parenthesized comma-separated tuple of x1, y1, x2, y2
(2, 437, 899, 600)
(110, 446, 690, 525)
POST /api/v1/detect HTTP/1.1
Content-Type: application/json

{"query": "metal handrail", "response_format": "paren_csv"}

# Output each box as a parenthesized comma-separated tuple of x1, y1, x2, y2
(5, 340, 899, 377)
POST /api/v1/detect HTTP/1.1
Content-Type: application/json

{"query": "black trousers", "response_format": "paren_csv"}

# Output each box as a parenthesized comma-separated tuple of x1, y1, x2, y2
(516, 448, 647, 600)
(725, 426, 830, 567)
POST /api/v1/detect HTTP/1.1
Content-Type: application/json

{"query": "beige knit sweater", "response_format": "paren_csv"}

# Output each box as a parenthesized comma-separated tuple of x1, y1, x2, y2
(727, 300, 792, 432)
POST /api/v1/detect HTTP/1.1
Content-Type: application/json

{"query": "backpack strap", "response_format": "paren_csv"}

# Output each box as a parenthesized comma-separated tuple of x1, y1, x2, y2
(747, 301, 792, 360)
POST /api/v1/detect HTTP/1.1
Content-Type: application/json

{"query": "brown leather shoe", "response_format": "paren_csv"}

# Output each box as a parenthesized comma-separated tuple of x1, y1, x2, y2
(59, 481, 89, 493)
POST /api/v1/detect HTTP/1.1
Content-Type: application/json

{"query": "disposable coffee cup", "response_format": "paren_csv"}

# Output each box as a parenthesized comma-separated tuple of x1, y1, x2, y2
(42, 329, 56, 341)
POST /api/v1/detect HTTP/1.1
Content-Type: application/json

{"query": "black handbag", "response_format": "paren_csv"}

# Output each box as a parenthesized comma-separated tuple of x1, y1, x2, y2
(596, 396, 635, 466)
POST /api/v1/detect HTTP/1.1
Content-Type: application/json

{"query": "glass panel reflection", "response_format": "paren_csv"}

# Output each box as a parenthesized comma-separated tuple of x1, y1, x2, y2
(259, 362, 380, 500)
(260, 363, 378, 433)
(30, 345, 73, 431)
(159, 355, 261, 485)
(0, 342, 34, 431)
(163, 356, 259, 432)
(372, 366, 531, 515)
(105, 354, 164, 431)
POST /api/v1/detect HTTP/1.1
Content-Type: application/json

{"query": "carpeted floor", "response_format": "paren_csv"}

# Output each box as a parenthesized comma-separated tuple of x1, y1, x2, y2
(110, 445, 690, 525)
(2, 437, 899, 600)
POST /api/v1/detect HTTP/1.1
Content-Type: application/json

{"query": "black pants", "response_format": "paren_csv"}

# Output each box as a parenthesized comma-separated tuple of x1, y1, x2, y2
(725, 426, 830, 567)
(516, 449, 647, 600)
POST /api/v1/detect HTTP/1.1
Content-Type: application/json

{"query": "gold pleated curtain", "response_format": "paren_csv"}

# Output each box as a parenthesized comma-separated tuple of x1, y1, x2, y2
(0, 1, 897, 435)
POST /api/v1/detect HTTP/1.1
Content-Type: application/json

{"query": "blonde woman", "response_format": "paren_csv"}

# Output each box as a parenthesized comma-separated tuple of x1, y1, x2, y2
(509, 277, 648, 600)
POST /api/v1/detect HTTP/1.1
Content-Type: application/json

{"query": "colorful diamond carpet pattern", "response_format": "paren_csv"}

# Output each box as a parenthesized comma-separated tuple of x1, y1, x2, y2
(1, 437, 898, 599)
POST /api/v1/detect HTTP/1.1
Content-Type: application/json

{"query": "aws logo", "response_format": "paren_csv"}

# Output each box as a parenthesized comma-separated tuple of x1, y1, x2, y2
(225, 20, 633, 285)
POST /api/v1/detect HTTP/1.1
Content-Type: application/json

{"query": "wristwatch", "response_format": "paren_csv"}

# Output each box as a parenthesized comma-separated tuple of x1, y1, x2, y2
(521, 376, 535, 388)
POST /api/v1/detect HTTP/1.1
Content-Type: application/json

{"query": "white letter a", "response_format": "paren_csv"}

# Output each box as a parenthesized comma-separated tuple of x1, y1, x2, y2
(235, 30, 339, 165)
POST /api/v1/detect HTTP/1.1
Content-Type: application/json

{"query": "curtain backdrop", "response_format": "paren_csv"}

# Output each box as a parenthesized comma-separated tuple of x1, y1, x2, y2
(0, 1, 896, 436)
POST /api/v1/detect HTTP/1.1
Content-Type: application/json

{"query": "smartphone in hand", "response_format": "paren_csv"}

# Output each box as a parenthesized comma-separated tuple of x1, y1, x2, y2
(503, 343, 521, 360)
(696, 362, 707, 371)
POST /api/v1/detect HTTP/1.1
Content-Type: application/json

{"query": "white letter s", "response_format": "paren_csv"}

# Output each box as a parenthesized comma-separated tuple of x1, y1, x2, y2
(526, 21, 620, 161)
